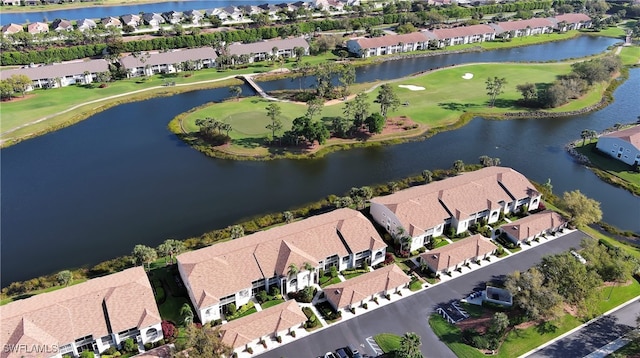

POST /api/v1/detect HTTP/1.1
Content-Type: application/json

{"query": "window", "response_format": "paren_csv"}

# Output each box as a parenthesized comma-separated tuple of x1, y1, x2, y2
(145, 328, 158, 341)
(342, 256, 350, 263)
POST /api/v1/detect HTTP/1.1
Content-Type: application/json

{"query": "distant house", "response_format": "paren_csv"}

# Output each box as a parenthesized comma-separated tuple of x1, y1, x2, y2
(314, 0, 345, 10)
(219, 301, 307, 354)
(120, 47, 218, 77)
(257, 3, 279, 18)
(324, 265, 411, 312)
(0, 59, 110, 90)
(2, 0, 21, 5)
(370, 167, 541, 252)
(52, 19, 73, 32)
(76, 18, 97, 32)
(422, 24, 497, 48)
(1, 23, 23, 36)
(499, 211, 567, 244)
(419, 234, 497, 274)
(228, 37, 310, 62)
(177, 208, 387, 324)
(220, 6, 243, 21)
(183, 9, 204, 24)
(346, 32, 429, 58)
(596, 125, 640, 166)
(142, 13, 165, 27)
(0, 267, 163, 358)
(27, 22, 49, 34)
(101, 16, 122, 28)
(491, 18, 555, 38)
(552, 13, 592, 31)
(121, 14, 142, 28)
(237, 5, 262, 17)
(162, 10, 183, 24)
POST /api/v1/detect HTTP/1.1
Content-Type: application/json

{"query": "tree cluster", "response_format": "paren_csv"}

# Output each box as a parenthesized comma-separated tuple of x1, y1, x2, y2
(0, 74, 31, 100)
(506, 236, 638, 321)
(518, 56, 622, 108)
(194, 117, 232, 146)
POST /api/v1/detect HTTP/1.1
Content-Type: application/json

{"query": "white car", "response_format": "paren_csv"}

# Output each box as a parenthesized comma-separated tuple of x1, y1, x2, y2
(570, 250, 587, 264)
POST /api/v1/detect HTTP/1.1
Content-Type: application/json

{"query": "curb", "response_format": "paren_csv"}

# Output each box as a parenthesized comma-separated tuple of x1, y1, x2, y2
(517, 296, 640, 358)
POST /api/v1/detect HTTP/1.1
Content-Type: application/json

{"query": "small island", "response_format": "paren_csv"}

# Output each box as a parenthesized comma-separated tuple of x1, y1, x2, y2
(170, 55, 623, 160)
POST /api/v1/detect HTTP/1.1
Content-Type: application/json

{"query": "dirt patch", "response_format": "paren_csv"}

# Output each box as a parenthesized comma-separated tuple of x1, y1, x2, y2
(602, 280, 632, 287)
(456, 312, 493, 334)
(382, 116, 420, 135)
(2, 94, 34, 103)
(515, 319, 542, 330)
(563, 303, 579, 317)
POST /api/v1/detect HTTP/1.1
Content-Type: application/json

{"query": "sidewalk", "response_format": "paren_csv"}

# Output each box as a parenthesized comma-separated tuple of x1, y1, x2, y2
(240, 228, 578, 358)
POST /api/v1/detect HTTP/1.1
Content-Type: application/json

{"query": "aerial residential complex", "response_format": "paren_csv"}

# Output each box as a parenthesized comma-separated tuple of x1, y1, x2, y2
(595, 125, 640, 166)
(346, 13, 591, 57)
(1, 166, 571, 357)
(177, 207, 387, 324)
(0, 267, 163, 358)
(370, 166, 542, 252)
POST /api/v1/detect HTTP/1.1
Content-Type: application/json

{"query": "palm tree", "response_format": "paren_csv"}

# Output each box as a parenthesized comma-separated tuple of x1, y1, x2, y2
(303, 261, 316, 284)
(580, 129, 590, 145)
(422, 170, 433, 183)
(229, 85, 242, 101)
(180, 303, 194, 326)
(230, 224, 244, 239)
(288, 263, 299, 278)
(398, 332, 422, 358)
(452, 160, 465, 173)
(283, 211, 294, 223)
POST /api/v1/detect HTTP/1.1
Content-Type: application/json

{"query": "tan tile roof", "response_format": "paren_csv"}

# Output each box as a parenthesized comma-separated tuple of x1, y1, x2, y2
(136, 344, 174, 358)
(495, 18, 555, 32)
(0, 267, 160, 358)
(370, 167, 539, 235)
(178, 208, 385, 310)
(0, 59, 110, 81)
(220, 301, 306, 349)
(501, 211, 566, 241)
(601, 125, 640, 149)
(27, 22, 48, 34)
(430, 24, 496, 40)
(2, 23, 23, 34)
(228, 37, 309, 56)
(554, 13, 591, 24)
(120, 47, 218, 69)
(420, 234, 497, 272)
(353, 32, 429, 49)
(324, 265, 411, 309)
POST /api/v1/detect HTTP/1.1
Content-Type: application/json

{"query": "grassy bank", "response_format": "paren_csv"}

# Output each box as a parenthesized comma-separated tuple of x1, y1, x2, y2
(1, 30, 630, 147)
(573, 142, 640, 196)
(172, 61, 612, 159)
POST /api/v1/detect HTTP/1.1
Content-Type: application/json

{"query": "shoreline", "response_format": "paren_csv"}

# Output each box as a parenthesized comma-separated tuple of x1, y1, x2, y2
(0, 0, 180, 13)
(170, 60, 626, 162)
(0, 32, 626, 148)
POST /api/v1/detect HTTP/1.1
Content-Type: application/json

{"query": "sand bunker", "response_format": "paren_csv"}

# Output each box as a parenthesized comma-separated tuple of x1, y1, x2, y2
(462, 73, 474, 80)
(398, 85, 425, 91)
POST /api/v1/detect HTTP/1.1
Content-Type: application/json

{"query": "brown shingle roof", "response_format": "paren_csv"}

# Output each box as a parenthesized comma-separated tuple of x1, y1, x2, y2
(324, 265, 411, 309)
(353, 32, 429, 49)
(370, 167, 539, 235)
(228, 37, 309, 56)
(220, 301, 306, 349)
(0, 59, 109, 81)
(178, 208, 385, 310)
(601, 125, 640, 149)
(420, 234, 497, 272)
(120, 47, 218, 69)
(554, 13, 591, 24)
(500, 211, 566, 241)
(430, 24, 496, 39)
(0, 267, 160, 358)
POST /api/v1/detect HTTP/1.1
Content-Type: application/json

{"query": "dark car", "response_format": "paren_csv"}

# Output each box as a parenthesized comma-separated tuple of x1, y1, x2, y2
(343, 346, 362, 358)
(335, 348, 349, 358)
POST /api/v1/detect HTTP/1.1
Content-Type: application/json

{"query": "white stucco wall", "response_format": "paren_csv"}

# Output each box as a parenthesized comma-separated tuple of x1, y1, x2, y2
(597, 137, 640, 166)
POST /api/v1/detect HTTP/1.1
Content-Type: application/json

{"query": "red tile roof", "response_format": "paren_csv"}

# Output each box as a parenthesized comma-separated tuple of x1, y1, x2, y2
(431, 24, 496, 39)
(420, 234, 497, 272)
(353, 32, 429, 49)
(496, 18, 555, 32)
(0, 267, 160, 358)
(178, 208, 386, 310)
(601, 125, 640, 149)
(554, 13, 591, 24)
(324, 265, 411, 309)
(500, 211, 566, 241)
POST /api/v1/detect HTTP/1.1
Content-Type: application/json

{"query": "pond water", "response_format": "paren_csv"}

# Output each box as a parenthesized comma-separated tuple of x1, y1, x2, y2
(1, 37, 636, 286)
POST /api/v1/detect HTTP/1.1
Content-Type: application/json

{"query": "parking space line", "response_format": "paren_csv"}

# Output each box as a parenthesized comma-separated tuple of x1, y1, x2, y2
(365, 336, 383, 356)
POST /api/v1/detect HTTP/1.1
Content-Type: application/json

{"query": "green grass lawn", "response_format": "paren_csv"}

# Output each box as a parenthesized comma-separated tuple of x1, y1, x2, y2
(409, 279, 423, 291)
(170, 61, 610, 158)
(429, 315, 484, 358)
(341, 270, 367, 280)
(579, 226, 640, 260)
(435, 240, 450, 248)
(319, 275, 342, 287)
(261, 299, 285, 309)
(619, 46, 640, 66)
(0, 278, 88, 306)
(373, 333, 402, 353)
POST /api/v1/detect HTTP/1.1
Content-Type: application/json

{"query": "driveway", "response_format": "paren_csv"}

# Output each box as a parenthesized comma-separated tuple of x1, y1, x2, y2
(258, 230, 589, 358)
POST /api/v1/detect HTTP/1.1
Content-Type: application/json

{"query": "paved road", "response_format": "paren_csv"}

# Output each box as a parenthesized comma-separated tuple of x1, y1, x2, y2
(527, 299, 640, 358)
(258, 231, 588, 358)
